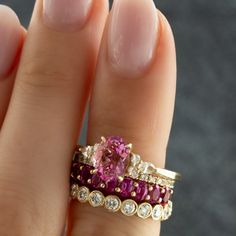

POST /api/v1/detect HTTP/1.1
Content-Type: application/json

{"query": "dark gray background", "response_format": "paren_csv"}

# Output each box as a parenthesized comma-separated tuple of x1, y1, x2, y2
(1, 0, 235, 235)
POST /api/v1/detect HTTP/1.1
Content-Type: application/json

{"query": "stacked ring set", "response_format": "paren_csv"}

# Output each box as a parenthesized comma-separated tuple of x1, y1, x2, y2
(70, 136, 181, 221)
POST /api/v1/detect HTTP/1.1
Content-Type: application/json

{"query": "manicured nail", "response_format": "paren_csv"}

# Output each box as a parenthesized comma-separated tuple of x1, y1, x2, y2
(108, 0, 158, 76)
(43, 0, 93, 31)
(0, 5, 21, 78)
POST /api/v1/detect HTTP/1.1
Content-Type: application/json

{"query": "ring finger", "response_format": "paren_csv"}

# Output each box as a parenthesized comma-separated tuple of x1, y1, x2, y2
(70, 0, 176, 235)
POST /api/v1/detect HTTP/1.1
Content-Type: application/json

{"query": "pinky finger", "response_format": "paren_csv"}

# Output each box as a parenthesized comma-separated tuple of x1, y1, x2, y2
(0, 5, 25, 129)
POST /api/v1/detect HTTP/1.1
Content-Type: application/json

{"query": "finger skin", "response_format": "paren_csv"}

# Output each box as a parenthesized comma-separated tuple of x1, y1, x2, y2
(71, 11, 176, 236)
(0, 6, 25, 129)
(0, 0, 108, 235)
(89, 11, 176, 167)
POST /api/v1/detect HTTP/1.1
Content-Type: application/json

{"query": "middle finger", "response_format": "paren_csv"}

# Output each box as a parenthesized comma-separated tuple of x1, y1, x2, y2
(0, 0, 108, 235)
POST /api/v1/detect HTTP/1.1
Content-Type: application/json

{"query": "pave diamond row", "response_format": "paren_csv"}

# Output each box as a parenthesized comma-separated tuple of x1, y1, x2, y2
(71, 184, 173, 221)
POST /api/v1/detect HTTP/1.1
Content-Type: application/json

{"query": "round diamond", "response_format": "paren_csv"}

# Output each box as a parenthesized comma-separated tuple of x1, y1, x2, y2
(131, 154, 141, 165)
(137, 203, 152, 219)
(139, 174, 149, 181)
(104, 195, 121, 212)
(82, 146, 94, 158)
(71, 184, 79, 199)
(89, 190, 105, 207)
(77, 186, 89, 203)
(152, 204, 163, 221)
(148, 175, 156, 183)
(128, 166, 139, 178)
(121, 199, 137, 216)
(139, 162, 155, 174)
(156, 178, 163, 185)
(162, 201, 173, 220)
(168, 201, 173, 210)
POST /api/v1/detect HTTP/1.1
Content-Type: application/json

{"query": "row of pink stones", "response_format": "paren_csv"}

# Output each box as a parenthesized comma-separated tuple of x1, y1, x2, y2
(71, 162, 172, 205)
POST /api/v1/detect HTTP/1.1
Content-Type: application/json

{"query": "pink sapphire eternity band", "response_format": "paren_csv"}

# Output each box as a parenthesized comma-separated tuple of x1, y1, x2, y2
(70, 136, 181, 221)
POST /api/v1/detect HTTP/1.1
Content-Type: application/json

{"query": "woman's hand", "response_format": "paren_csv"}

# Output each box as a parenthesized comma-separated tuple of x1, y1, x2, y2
(0, 0, 176, 235)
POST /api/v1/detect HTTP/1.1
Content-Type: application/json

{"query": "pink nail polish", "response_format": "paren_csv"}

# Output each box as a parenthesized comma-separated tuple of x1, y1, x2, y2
(0, 5, 21, 78)
(108, 0, 158, 77)
(43, 0, 93, 31)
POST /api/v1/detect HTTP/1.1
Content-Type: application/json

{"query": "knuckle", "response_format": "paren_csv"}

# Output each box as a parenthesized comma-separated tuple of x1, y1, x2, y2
(18, 56, 75, 91)
(90, 109, 140, 140)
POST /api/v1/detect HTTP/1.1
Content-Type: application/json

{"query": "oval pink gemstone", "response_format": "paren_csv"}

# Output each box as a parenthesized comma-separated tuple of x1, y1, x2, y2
(93, 136, 130, 182)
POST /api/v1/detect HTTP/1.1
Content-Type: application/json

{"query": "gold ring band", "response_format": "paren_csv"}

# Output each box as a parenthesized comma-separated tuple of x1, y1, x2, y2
(154, 168, 181, 181)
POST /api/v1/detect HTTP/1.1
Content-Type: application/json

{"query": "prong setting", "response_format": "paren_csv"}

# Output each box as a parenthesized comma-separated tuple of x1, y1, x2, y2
(115, 187, 121, 193)
(126, 143, 133, 150)
(118, 176, 124, 182)
(149, 186, 154, 191)
(101, 136, 106, 143)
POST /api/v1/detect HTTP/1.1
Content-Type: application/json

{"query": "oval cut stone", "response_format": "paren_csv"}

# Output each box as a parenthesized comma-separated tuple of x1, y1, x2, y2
(120, 177, 134, 198)
(149, 185, 161, 204)
(134, 181, 148, 202)
(105, 179, 118, 194)
(71, 163, 80, 181)
(162, 188, 171, 204)
(80, 165, 93, 186)
(91, 174, 102, 189)
(92, 136, 131, 182)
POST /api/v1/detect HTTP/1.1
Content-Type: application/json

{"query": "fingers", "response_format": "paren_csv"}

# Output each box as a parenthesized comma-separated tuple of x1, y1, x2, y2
(89, 1, 176, 166)
(0, 0, 108, 235)
(0, 5, 24, 128)
(71, 0, 176, 235)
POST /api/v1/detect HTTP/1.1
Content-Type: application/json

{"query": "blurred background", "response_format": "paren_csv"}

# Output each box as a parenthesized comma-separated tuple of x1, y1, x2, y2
(0, 0, 235, 235)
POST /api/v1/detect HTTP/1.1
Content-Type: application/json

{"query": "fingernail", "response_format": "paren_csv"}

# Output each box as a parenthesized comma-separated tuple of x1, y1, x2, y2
(0, 5, 21, 78)
(43, 0, 93, 31)
(108, 0, 158, 77)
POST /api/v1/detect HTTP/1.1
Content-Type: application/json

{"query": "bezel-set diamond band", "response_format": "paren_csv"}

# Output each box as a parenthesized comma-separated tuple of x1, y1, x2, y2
(70, 136, 181, 221)
(71, 184, 173, 221)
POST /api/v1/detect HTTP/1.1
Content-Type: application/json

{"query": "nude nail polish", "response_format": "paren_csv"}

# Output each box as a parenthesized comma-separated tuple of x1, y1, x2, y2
(108, 0, 158, 77)
(43, 0, 93, 31)
(0, 5, 21, 78)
